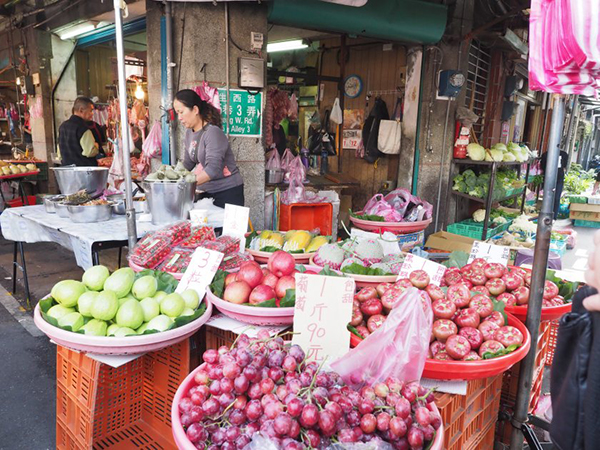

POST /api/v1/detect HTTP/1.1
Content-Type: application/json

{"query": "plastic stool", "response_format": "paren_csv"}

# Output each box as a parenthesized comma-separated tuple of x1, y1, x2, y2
(514, 248, 562, 270)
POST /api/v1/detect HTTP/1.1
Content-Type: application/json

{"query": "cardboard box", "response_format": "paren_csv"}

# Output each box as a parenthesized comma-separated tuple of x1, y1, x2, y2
(425, 231, 475, 253)
(569, 210, 600, 222)
(569, 203, 600, 213)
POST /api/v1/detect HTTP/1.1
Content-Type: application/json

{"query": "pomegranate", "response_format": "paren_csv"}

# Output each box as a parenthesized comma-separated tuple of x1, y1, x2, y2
(249, 284, 277, 305)
(543, 281, 559, 300)
(376, 283, 393, 298)
(478, 320, 500, 341)
(469, 294, 494, 318)
(485, 278, 506, 296)
(267, 250, 296, 277)
(445, 335, 472, 360)
(223, 281, 252, 304)
(409, 270, 430, 289)
(431, 299, 457, 320)
(432, 319, 458, 343)
(454, 308, 480, 328)
(356, 287, 378, 303)
(275, 276, 295, 299)
(425, 284, 446, 302)
(483, 263, 506, 279)
(236, 264, 264, 289)
(478, 340, 505, 357)
(447, 284, 470, 308)
(513, 286, 530, 305)
(458, 327, 484, 350)
(494, 326, 524, 347)
(497, 292, 517, 306)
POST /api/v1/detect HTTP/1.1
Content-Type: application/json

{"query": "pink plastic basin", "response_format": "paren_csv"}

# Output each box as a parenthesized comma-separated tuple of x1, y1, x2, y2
(350, 211, 432, 234)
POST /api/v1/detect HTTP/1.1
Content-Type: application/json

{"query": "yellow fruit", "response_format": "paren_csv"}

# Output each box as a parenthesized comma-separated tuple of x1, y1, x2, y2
(283, 230, 312, 252)
(306, 235, 329, 253)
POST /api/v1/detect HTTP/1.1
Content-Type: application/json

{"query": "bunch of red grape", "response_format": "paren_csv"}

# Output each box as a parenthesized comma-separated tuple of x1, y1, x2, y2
(178, 331, 441, 449)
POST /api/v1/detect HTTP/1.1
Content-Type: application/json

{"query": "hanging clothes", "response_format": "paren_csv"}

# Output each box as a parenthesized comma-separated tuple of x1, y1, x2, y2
(361, 97, 389, 164)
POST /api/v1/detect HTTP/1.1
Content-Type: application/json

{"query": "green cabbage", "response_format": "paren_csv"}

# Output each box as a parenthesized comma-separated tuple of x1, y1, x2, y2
(503, 153, 517, 162)
(467, 143, 485, 161)
(492, 143, 507, 153)
(490, 149, 504, 162)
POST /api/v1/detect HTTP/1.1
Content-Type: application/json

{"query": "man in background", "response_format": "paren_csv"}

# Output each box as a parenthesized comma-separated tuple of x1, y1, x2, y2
(58, 97, 99, 166)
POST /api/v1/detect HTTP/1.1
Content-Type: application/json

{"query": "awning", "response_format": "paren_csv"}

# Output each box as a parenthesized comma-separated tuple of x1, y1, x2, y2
(76, 17, 146, 48)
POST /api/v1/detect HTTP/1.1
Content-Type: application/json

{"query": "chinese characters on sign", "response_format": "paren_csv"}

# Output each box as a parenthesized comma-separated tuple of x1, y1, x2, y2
(397, 254, 446, 286)
(292, 273, 355, 363)
(218, 89, 263, 137)
(222, 204, 250, 252)
(468, 241, 510, 266)
(176, 247, 224, 299)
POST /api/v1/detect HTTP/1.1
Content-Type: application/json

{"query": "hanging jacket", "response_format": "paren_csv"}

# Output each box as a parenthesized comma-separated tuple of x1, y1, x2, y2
(362, 98, 389, 163)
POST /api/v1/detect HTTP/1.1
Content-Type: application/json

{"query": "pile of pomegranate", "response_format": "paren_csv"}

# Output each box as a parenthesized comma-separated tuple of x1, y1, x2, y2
(177, 332, 442, 449)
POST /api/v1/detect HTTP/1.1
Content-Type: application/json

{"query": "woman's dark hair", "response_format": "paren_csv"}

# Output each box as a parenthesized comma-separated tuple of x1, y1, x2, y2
(174, 89, 222, 128)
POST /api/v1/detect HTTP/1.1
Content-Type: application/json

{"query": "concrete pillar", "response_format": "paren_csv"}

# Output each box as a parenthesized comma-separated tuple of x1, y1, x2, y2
(147, 0, 268, 229)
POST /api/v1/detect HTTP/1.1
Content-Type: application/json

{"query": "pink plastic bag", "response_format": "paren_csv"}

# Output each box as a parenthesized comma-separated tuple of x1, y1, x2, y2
(266, 149, 281, 171)
(332, 288, 432, 388)
(193, 81, 221, 111)
(142, 121, 162, 159)
(363, 194, 403, 222)
(281, 156, 324, 204)
(281, 148, 295, 172)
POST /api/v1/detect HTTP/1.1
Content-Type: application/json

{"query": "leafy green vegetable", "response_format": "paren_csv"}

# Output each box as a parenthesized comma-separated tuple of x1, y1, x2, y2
(245, 230, 258, 249)
(319, 265, 342, 277)
(210, 270, 229, 298)
(280, 289, 296, 308)
(546, 269, 579, 302)
(247, 299, 277, 308)
(482, 343, 520, 360)
(341, 262, 393, 276)
(492, 299, 508, 324)
(349, 209, 385, 222)
(260, 246, 280, 253)
(347, 324, 363, 339)
(442, 251, 469, 269)
(295, 265, 307, 273)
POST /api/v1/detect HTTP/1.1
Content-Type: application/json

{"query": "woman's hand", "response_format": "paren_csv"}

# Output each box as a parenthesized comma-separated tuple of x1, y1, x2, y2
(193, 164, 211, 185)
(584, 230, 600, 311)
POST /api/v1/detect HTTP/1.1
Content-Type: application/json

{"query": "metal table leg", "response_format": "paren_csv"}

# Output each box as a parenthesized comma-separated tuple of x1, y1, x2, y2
(19, 242, 31, 304)
(12, 242, 31, 306)
(12, 242, 17, 293)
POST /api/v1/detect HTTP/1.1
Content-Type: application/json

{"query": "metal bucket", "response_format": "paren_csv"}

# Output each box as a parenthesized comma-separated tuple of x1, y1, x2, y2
(51, 166, 109, 196)
(142, 180, 197, 225)
(265, 169, 284, 184)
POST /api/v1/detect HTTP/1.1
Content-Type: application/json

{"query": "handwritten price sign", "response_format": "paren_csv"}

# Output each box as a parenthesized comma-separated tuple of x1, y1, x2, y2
(292, 273, 355, 363)
(176, 247, 224, 299)
(223, 204, 250, 252)
(397, 254, 446, 286)
(468, 241, 510, 266)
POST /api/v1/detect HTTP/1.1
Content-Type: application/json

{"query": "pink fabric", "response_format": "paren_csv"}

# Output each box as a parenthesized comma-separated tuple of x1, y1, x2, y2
(530, 0, 600, 95)
(193, 81, 221, 111)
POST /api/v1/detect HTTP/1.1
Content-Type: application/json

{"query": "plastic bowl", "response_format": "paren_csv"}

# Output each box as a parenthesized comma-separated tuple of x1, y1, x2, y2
(504, 302, 572, 322)
(350, 211, 432, 234)
(33, 299, 212, 355)
(172, 363, 445, 450)
(309, 254, 397, 287)
(246, 247, 315, 264)
(422, 312, 531, 380)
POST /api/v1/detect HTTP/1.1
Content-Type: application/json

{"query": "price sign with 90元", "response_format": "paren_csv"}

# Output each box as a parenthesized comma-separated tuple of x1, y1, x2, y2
(292, 273, 355, 363)
(176, 247, 224, 299)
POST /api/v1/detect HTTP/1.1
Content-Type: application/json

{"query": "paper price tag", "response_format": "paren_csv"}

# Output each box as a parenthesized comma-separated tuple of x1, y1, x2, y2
(292, 273, 355, 363)
(176, 247, 224, 299)
(397, 254, 446, 286)
(223, 204, 250, 252)
(468, 241, 510, 266)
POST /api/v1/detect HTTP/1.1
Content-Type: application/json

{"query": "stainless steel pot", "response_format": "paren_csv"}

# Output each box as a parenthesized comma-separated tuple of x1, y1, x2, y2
(67, 203, 113, 223)
(55, 202, 70, 218)
(107, 194, 126, 215)
(266, 169, 284, 184)
(42, 195, 65, 214)
(51, 166, 109, 196)
(142, 180, 197, 225)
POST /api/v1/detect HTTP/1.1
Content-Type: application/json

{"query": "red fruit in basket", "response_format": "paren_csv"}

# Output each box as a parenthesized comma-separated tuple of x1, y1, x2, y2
(484, 311, 506, 327)
(471, 258, 487, 270)
(367, 314, 386, 332)
(224, 281, 252, 304)
(486, 278, 506, 296)
(513, 286, 530, 305)
(429, 341, 446, 357)
(462, 351, 482, 361)
(543, 280, 560, 300)
(262, 272, 279, 289)
(224, 272, 237, 287)
(447, 283, 470, 308)
(425, 284, 446, 301)
(433, 350, 452, 361)
(479, 320, 500, 341)
(445, 334, 472, 360)
(455, 308, 481, 328)
(461, 263, 473, 276)
(357, 286, 378, 302)
(249, 284, 277, 305)
(479, 339, 505, 357)
(467, 269, 487, 286)
(469, 294, 494, 318)
(350, 308, 363, 327)
(471, 285, 490, 296)
(395, 278, 415, 290)
(376, 282, 393, 298)
(355, 325, 370, 339)
(432, 319, 457, 342)
(444, 269, 463, 286)
(497, 292, 517, 306)
(502, 273, 523, 291)
(483, 263, 506, 279)
(275, 276, 295, 299)
(494, 326, 524, 347)
(381, 289, 404, 312)
(524, 272, 532, 287)
(459, 326, 484, 350)
(511, 267, 527, 278)
(462, 280, 474, 290)
(236, 263, 264, 289)
(409, 270, 430, 288)
(360, 298, 383, 316)
(431, 299, 456, 320)
(389, 416, 408, 438)
(268, 250, 295, 277)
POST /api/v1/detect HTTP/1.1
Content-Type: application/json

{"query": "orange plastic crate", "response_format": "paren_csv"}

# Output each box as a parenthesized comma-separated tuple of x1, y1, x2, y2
(434, 373, 502, 450)
(545, 319, 559, 366)
(56, 340, 190, 450)
(279, 202, 333, 235)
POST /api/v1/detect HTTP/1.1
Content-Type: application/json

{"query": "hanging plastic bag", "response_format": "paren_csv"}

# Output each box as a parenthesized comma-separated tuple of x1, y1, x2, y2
(142, 121, 162, 159)
(193, 81, 221, 111)
(363, 194, 403, 222)
(280, 148, 295, 172)
(331, 287, 432, 388)
(377, 119, 402, 154)
(265, 148, 282, 171)
(330, 97, 343, 125)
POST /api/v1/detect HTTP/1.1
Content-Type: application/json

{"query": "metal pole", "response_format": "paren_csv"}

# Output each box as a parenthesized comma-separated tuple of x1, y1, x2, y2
(114, 0, 138, 250)
(224, 3, 230, 137)
(510, 95, 565, 450)
(165, 1, 177, 164)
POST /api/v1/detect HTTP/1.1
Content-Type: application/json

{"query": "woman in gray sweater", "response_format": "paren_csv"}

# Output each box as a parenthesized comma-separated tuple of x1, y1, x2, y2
(174, 89, 244, 208)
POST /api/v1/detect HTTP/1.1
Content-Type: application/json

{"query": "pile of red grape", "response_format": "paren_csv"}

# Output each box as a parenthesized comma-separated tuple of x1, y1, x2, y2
(178, 331, 441, 449)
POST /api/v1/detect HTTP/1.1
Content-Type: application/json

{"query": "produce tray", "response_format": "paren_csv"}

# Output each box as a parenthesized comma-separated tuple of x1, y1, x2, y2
(0, 169, 40, 180)
(246, 247, 315, 264)
(492, 186, 524, 201)
(549, 238, 567, 257)
(308, 254, 398, 288)
(349, 211, 432, 234)
(422, 313, 531, 380)
(447, 219, 510, 240)
(172, 363, 445, 450)
(546, 319, 559, 366)
(504, 301, 571, 322)
(573, 219, 600, 228)
(569, 195, 588, 204)
(33, 299, 212, 355)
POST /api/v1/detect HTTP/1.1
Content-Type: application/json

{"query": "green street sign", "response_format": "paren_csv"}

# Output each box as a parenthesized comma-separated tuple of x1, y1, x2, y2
(218, 89, 263, 137)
